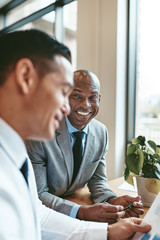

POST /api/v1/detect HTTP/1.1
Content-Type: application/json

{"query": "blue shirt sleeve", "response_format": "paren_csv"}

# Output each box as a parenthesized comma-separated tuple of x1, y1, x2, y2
(68, 204, 80, 218)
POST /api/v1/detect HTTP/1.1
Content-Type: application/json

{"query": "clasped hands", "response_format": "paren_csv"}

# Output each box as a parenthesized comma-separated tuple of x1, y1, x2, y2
(77, 195, 144, 224)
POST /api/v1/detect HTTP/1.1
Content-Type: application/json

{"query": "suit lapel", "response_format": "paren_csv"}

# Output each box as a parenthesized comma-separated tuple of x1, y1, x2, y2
(56, 119, 73, 185)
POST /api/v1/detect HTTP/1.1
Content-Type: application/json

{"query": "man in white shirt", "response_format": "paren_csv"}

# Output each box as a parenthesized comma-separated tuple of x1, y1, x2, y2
(0, 29, 151, 240)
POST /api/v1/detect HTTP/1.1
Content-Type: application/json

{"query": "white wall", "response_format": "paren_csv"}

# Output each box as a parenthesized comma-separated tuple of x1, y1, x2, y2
(77, 0, 128, 180)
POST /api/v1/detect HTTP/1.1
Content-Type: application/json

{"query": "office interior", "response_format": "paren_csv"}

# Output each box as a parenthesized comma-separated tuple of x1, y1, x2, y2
(0, 0, 160, 180)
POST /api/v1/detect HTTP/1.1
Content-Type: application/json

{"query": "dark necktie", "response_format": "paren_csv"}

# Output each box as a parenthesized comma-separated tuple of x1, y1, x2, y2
(71, 131, 85, 184)
(20, 159, 29, 186)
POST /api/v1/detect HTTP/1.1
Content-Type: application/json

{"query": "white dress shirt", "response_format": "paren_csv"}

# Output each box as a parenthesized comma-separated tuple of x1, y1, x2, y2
(0, 118, 40, 240)
(0, 118, 108, 240)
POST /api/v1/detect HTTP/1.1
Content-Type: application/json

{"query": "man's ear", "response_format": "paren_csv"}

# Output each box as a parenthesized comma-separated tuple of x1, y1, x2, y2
(15, 58, 37, 95)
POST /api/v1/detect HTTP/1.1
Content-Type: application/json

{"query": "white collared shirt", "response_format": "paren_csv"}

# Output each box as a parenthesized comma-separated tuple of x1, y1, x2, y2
(0, 118, 40, 240)
(0, 118, 108, 240)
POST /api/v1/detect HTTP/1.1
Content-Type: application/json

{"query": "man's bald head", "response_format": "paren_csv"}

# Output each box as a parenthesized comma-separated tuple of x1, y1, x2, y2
(74, 70, 100, 92)
(68, 70, 101, 130)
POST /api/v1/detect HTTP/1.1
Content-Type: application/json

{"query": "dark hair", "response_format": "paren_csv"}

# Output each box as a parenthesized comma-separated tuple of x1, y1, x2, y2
(0, 29, 71, 85)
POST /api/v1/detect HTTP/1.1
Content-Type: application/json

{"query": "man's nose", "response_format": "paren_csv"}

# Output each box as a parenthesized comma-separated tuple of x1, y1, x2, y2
(61, 101, 71, 116)
(81, 98, 91, 108)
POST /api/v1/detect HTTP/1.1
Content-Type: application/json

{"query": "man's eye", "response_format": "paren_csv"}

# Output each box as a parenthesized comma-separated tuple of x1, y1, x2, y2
(90, 96, 98, 100)
(73, 94, 81, 99)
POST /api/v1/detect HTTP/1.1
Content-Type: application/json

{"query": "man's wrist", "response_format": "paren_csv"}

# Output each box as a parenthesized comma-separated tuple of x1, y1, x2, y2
(77, 205, 87, 220)
(107, 225, 110, 240)
(107, 197, 116, 204)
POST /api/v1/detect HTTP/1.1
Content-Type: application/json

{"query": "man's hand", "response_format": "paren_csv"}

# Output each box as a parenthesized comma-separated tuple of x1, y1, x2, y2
(108, 217, 151, 240)
(77, 202, 125, 224)
(108, 195, 144, 218)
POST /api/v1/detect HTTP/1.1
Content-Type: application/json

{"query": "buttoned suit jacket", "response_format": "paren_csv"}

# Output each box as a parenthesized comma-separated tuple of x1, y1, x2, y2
(26, 118, 116, 215)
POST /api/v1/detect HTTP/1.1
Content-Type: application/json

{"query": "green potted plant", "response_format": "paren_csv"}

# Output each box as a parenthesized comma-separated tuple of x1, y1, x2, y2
(124, 135, 160, 206)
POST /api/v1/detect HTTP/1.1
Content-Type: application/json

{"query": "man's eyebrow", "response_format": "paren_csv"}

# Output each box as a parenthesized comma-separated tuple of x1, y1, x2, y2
(72, 89, 99, 94)
(72, 89, 81, 92)
(90, 91, 99, 95)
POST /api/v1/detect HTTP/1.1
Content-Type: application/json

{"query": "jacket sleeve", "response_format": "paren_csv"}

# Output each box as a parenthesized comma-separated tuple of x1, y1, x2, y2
(87, 126, 117, 203)
(25, 140, 77, 216)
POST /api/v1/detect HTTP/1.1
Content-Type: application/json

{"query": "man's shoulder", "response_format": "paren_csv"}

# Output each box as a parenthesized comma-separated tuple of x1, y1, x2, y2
(89, 118, 108, 134)
(90, 118, 107, 129)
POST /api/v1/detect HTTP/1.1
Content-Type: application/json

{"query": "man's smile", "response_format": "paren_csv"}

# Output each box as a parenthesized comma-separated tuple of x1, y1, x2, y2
(77, 111, 90, 116)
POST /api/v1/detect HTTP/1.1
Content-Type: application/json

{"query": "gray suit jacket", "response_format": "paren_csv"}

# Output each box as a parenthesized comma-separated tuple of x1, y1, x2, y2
(26, 118, 116, 215)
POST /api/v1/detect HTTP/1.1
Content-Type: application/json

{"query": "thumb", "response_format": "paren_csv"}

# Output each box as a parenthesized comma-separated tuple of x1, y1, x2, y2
(135, 223, 151, 233)
(131, 219, 152, 233)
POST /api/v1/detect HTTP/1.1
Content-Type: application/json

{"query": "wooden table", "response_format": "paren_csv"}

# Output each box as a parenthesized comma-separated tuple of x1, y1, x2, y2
(65, 177, 149, 218)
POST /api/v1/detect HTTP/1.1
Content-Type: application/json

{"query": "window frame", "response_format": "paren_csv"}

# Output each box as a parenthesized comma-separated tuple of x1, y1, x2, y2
(0, 0, 75, 42)
(127, 0, 138, 143)
(127, 0, 160, 147)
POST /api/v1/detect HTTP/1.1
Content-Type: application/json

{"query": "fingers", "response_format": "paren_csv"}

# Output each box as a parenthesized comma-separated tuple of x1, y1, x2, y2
(131, 218, 152, 233)
(138, 221, 152, 232)
(131, 207, 144, 215)
(108, 218, 151, 240)
(107, 210, 125, 220)
(131, 217, 142, 224)
(77, 203, 126, 223)
(101, 212, 125, 223)
(124, 208, 144, 218)
(133, 201, 143, 208)
(103, 203, 124, 212)
(125, 209, 140, 218)
(123, 195, 141, 204)
(97, 204, 125, 222)
(124, 210, 131, 218)
(120, 199, 144, 218)
(126, 201, 144, 217)
(110, 195, 142, 207)
(102, 204, 125, 220)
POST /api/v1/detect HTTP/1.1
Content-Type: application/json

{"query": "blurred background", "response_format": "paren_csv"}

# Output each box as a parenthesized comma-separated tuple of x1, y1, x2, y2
(0, 0, 159, 180)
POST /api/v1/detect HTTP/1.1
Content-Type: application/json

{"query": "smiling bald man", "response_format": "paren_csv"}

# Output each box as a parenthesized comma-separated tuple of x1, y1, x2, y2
(26, 70, 144, 224)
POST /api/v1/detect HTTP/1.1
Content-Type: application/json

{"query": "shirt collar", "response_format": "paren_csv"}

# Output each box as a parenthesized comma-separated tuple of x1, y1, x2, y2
(0, 118, 28, 169)
(65, 116, 88, 134)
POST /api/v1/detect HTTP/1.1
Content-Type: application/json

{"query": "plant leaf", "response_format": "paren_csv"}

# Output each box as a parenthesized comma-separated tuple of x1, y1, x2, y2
(147, 140, 157, 153)
(127, 144, 137, 155)
(137, 136, 146, 146)
(124, 167, 130, 181)
(145, 178, 160, 194)
(156, 147, 160, 153)
(126, 172, 135, 186)
(125, 150, 144, 175)
(132, 138, 138, 144)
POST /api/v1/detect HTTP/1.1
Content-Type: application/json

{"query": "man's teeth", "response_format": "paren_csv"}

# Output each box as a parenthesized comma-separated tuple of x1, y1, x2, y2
(77, 111, 89, 116)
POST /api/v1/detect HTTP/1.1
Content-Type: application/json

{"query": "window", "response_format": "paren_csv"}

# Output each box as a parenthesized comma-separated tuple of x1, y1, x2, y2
(0, 0, 77, 68)
(127, 0, 160, 144)
(63, 1, 77, 70)
(6, 0, 56, 27)
(15, 11, 55, 37)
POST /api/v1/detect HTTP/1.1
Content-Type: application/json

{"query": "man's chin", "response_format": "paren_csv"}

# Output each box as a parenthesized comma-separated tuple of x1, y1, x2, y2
(75, 118, 90, 127)
(73, 120, 89, 130)
(39, 125, 56, 140)
(41, 130, 55, 141)
(76, 112, 94, 123)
